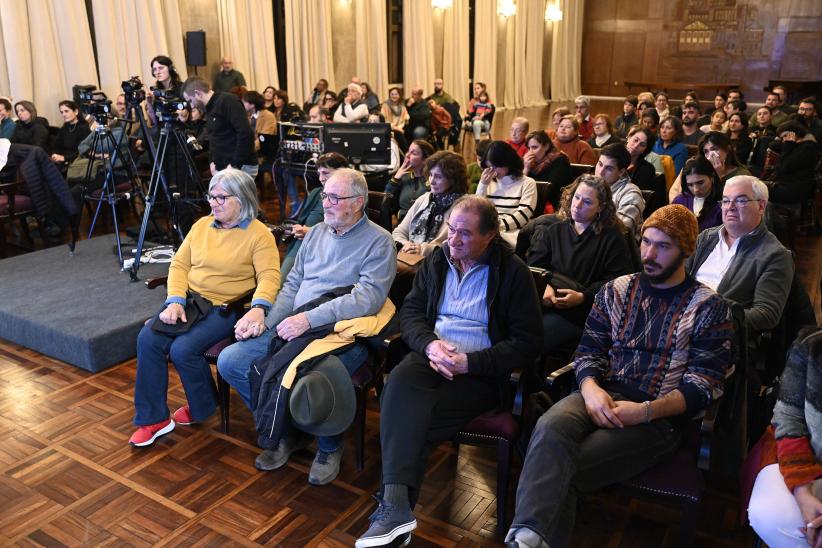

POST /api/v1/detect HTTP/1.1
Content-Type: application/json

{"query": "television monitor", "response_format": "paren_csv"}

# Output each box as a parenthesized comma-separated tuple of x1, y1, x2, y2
(322, 123, 391, 165)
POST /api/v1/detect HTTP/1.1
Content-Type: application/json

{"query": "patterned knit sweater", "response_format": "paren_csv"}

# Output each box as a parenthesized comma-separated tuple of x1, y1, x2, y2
(772, 327, 822, 490)
(575, 273, 733, 417)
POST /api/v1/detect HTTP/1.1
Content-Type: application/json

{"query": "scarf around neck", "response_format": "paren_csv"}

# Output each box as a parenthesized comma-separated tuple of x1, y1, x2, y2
(409, 191, 461, 243)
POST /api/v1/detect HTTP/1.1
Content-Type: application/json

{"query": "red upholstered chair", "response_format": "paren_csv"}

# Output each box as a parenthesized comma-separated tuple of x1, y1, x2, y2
(0, 171, 37, 257)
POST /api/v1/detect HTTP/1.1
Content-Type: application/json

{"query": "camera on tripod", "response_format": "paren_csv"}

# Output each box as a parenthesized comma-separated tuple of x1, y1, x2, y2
(78, 89, 112, 123)
(122, 76, 146, 105)
(151, 88, 188, 124)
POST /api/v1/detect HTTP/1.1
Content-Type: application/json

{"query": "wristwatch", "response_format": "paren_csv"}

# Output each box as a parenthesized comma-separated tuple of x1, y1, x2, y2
(252, 304, 270, 316)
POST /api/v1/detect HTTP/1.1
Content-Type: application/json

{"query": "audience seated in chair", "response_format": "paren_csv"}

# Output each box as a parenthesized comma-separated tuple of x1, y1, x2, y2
(11, 101, 49, 150)
(476, 140, 538, 247)
(217, 168, 396, 486)
(574, 95, 594, 141)
(681, 101, 706, 146)
(524, 174, 634, 355)
(767, 121, 819, 206)
(672, 156, 723, 232)
(427, 99, 452, 150)
(728, 112, 753, 166)
(523, 131, 573, 211)
(383, 139, 435, 222)
(653, 116, 689, 178)
(356, 195, 543, 548)
(748, 327, 822, 548)
(393, 150, 467, 257)
(405, 86, 432, 141)
(614, 95, 638, 139)
(467, 139, 492, 194)
(465, 90, 495, 141)
(381, 87, 410, 153)
(506, 117, 530, 157)
(505, 205, 733, 548)
(595, 143, 645, 241)
(796, 96, 822, 147)
(129, 168, 280, 447)
(241, 90, 278, 153)
(0, 98, 14, 139)
(748, 106, 777, 177)
(333, 83, 370, 124)
(669, 131, 750, 202)
(587, 113, 621, 149)
(51, 100, 90, 165)
(625, 126, 657, 193)
(552, 115, 596, 165)
(425, 78, 454, 106)
(687, 175, 793, 336)
(546, 106, 571, 141)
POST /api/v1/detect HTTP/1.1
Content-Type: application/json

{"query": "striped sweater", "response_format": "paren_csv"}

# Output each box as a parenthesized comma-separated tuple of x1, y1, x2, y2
(476, 174, 537, 247)
(574, 273, 733, 417)
(772, 327, 822, 490)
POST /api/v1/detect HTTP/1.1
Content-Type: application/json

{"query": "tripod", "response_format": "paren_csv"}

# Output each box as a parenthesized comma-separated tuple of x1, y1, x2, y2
(128, 117, 206, 282)
(81, 117, 145, 267)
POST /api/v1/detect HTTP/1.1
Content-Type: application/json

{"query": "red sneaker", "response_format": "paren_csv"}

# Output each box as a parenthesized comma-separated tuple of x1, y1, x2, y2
(129, 419, 175, 447)
(172, 405, 195, 425)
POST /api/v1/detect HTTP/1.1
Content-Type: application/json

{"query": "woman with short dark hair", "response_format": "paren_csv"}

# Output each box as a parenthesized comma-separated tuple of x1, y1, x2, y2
(384, 139, 436, 221)
(130, 168, 280, 448)
(477, 140, 537, 246)
(523, 130, 572, 210)
(393, 151, 468, 256)
(668, 131, 750, 201)
(653, 116, 688, 175)
(728, 111, 753, 165)
(50, 100, 90, 164)
(11, 100, 49, 149)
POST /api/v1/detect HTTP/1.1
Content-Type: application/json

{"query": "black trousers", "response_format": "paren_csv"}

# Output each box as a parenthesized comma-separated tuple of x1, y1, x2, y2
(7, 144, 78, 219)
(380, 351, 500, 502)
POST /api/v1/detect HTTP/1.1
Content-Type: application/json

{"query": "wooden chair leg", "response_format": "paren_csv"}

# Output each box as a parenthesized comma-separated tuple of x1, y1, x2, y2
(355, 384, 366, 471)
(676, 499, 699, 548)
(496, 439, 513, 536)
(216, 370, 231, 435)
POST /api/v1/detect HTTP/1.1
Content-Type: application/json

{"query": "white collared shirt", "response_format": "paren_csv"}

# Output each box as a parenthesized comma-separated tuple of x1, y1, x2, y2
(695, 226, 741, 291)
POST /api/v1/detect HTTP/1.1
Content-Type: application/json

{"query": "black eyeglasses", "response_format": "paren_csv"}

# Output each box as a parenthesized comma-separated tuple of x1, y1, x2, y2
(205, 193, 235, 205)
(720, 196, 757, 208)
(321, 192, 359, 205)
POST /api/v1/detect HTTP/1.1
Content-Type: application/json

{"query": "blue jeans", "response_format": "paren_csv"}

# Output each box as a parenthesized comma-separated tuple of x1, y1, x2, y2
(508, 391, 681, 547)
(134, 307, 237, 425)
(217, 330, 368, 452)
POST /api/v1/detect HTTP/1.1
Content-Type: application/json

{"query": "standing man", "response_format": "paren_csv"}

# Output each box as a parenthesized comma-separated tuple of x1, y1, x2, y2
(425, 78, 454, 106)
(505, 205, 733, 548)
(182, 76, 256, 177)
(212, 56, 247, 92)
(356, 195, 542, 547)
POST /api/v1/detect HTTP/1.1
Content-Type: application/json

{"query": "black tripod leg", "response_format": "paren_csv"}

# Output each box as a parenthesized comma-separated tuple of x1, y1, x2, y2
(130, 129, 170, 281)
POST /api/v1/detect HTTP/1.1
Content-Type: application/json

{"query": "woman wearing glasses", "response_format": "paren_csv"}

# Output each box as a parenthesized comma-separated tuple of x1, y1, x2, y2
(129, 168, 280, 447)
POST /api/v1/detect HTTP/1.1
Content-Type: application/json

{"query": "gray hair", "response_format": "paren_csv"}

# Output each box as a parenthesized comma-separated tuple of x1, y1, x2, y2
(209, 168, 259, 222)
(331, 168, 368, 212)
(726, 175, 769, 202)
(575, 95, 591, 106)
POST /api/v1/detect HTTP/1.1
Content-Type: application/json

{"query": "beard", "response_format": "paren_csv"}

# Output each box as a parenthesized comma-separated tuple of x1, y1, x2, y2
(642, 253, 686, 285)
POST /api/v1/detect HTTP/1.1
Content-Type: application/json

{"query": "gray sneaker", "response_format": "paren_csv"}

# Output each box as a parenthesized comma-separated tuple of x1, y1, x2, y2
(355, 497, 417, 547)
(308, 447, 343, 485)
(255, 434, 312, 471)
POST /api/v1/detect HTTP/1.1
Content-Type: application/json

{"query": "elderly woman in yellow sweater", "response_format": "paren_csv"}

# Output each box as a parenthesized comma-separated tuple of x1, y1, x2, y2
(129, 168, 280, 447)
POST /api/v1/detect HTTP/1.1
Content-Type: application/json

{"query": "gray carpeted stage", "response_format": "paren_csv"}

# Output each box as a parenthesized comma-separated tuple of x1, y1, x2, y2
(0, 235, 169, 372)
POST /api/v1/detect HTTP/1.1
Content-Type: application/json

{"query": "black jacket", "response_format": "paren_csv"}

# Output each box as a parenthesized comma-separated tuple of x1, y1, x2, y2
(12, 117, 49, 149)
(205, 91, 256, 170)
(399, 239, 543, 405)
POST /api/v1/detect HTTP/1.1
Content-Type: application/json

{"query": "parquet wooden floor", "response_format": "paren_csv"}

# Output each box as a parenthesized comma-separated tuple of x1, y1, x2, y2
(1, 101, 818, 546)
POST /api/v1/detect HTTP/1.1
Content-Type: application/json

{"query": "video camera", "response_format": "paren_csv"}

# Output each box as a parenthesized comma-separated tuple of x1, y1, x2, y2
(78, 88, 112, 122)
(150, 87, 189, 124)
(121, 76, 146, 105)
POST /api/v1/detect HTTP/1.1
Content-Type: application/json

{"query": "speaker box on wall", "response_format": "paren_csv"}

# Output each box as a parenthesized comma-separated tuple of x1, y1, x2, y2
(186, 31, 206, 67)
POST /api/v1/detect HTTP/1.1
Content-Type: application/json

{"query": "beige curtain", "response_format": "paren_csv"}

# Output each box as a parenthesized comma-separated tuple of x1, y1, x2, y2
(91, 0, 188, 102)
(285, 0, 336, 107)
(472, 0, 498, 107)
(0, 0, 98, 124)
(549, 0, 583, 101)
(403, 0, 436, 97)
(353, 0, 389, 102)
(441, 0, 470, 109)
(502, 0, 546, 108)
(217, 0, 279, 92)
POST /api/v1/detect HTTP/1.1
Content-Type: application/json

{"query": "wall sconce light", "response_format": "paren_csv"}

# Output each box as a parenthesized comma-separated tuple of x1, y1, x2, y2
(545, 4, 563, 22)
(497, 0, 516, 18)
(432, 0, 452, 9)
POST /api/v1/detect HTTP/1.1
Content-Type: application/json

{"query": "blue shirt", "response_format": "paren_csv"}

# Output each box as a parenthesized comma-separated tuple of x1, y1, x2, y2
(434, 253, 492, 353)
(652, 140, 688, 177)
(0, 118, 15, 140)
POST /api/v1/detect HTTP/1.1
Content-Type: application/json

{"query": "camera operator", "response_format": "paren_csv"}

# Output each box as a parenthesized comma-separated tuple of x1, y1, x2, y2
(177, 105, 209, 154)
(182, 76, 256, 177)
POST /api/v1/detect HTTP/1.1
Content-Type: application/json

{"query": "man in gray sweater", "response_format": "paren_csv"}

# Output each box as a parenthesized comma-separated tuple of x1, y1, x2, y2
(218, 168, 396, 484)
(687, 175, 793, 334)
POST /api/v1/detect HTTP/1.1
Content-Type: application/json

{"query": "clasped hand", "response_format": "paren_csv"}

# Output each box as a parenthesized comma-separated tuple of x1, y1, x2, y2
(234, 307, 266, 340)
(542, 286, 584, 309)
(580, 378, 646, 428)
(425, 339, 468, 380)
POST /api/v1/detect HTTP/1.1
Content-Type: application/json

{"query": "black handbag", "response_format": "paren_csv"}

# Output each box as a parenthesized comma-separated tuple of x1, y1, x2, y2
(150, 292, 213, 335)
(547, 271, 583, 292)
